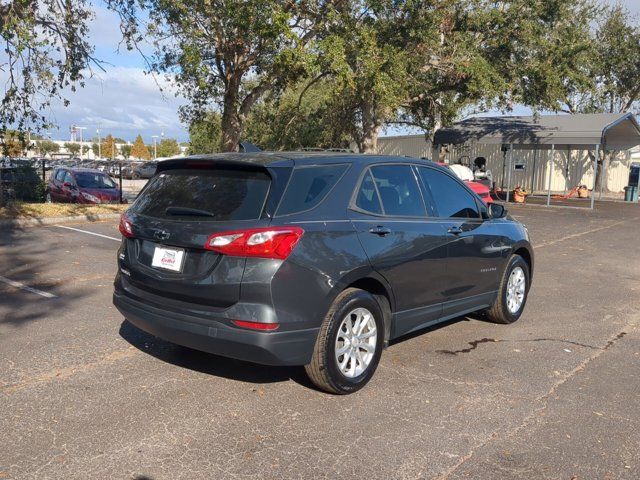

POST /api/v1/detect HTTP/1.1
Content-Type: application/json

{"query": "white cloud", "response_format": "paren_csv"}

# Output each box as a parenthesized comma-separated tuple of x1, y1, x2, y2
(45, 66, 188, 142)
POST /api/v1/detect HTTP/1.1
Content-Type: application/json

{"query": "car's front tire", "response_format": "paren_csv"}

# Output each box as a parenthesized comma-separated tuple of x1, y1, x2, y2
(485, 254, 530, 324)
(305, 288, 385, 394)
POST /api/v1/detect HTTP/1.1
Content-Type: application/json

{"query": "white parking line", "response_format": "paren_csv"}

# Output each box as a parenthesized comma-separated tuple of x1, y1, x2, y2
(0, 275, 57, 298)
(54, 225, 120, 242)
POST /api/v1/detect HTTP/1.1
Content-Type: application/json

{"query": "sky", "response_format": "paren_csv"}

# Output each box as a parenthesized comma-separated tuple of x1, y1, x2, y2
(45, 1, 640, 144)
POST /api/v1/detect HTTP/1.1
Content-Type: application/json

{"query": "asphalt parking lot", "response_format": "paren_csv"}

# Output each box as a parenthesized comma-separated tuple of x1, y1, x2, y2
(1, 202, 639, 479)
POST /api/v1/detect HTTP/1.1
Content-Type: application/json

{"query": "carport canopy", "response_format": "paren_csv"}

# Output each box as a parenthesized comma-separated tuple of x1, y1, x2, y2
(432, 112, 640, 209)
(433, 112, 640, 150)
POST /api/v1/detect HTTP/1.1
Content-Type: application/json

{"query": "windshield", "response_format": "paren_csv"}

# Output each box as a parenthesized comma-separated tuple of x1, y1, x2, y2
(131, 168, 271, 220)
(75, 172, 117, 189)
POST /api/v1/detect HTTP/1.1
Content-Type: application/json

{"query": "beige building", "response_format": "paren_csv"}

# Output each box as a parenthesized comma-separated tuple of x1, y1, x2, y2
(377, 113, 640, 196)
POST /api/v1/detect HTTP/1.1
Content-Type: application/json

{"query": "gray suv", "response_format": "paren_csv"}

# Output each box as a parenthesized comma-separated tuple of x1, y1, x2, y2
(113, 153, 533, 394)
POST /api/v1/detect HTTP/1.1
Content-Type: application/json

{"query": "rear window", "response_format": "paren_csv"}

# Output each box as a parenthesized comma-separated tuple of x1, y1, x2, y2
(131, 168, 271, 220)
(276, 164, 348, 216)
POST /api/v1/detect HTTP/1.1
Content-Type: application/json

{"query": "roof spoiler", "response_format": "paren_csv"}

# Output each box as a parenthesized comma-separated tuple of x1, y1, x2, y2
(239, 141, 262, 152)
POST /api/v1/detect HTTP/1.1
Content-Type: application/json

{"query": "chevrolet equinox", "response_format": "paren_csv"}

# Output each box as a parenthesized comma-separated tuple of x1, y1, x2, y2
(113, 153, 533, 394)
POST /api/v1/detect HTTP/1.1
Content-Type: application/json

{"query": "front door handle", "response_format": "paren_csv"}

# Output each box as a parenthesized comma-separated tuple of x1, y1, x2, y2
(447, 226, 463, 235)
(369, 225, 392, 236)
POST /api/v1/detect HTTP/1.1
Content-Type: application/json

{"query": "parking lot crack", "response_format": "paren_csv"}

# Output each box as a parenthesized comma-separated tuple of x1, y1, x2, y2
(436, 336, 618, 356)
(432, 320, 636, 480)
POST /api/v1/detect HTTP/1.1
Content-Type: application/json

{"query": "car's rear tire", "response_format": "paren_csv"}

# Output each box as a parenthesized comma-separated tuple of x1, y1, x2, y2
(485, 254, 530, 324)
(305, 288, 384, 394)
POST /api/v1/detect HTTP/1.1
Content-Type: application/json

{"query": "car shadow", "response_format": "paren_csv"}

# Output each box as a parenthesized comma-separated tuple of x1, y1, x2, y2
(118, 320, 316, 389)
(388, 312, 488, 347)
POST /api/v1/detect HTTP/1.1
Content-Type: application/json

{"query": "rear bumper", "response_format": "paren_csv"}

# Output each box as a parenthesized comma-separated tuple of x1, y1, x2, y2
(113, 291, 318, 366)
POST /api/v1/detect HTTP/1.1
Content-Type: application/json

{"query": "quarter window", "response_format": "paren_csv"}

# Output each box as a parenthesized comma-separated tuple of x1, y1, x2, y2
(355, 170, 382, 214)
(277, 164, 348, 216)
(418, 167, 480, 219)
(370, 165, 426, 217)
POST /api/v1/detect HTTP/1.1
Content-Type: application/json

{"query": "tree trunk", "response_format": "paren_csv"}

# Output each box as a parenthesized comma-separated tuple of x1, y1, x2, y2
(220, 90, 243, 152)
(358, 101, 381, 154)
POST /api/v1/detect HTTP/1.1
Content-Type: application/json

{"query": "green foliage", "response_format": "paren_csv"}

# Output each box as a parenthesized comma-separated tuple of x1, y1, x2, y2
(0, 0, 98, 133)
(108, 0, 314, 151)
(38, 139, 60, 156)
(243, 79, 351, 150)
(91, 142, 100, 157)
(188, 112, 222, 155)
(120, 144, 132, 159)
(130, 135, 150, 160)
(64, 142, 81, 155)
(156, 138, 180, 157)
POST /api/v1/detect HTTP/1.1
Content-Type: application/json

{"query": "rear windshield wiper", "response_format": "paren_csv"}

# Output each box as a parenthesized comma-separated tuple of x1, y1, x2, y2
(165, 206, 217, 217)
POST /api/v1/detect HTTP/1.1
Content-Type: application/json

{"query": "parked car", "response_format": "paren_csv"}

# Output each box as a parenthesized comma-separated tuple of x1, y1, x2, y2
(46, 167, 121, 203)
(113, 153, 533, 394)
(122, 161, 157, 179)
(440, 163, 493, 203)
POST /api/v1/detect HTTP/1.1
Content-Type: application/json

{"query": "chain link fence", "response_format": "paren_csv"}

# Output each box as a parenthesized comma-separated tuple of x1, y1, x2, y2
(1, 157, 157, 206)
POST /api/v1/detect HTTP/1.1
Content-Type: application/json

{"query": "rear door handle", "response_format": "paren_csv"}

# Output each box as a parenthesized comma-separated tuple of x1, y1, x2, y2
(447, 226, 463, 235)
(369, 226, 392, 236)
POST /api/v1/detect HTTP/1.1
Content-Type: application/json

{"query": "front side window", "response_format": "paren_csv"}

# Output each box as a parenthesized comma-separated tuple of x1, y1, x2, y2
(418, 167, 480, 219)
(63, 172, 74, 185)
(75, 173, 117, 189)
(276, 164, 348, 216)
(369, 165, 426, 217)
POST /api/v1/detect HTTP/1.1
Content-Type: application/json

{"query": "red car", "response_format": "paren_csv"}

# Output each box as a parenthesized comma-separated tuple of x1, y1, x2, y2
(46, 167, 121, 204)
(438, 163, 493, 204)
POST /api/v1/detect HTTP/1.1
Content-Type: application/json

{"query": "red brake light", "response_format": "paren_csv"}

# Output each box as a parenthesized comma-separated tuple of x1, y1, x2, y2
(205, 227, 304, 260)
(119, 213, 134, 238)
(232, 320, 280, 331)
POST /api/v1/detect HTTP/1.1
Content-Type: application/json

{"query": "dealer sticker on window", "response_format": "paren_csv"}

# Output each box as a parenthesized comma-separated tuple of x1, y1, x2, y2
(151, 246, 185, 272)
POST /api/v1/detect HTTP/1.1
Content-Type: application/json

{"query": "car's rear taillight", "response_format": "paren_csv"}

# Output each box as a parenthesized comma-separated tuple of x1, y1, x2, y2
(205, 227, 304, 260)
(119, 213, 134, 238)
(232, 320, 280, 331)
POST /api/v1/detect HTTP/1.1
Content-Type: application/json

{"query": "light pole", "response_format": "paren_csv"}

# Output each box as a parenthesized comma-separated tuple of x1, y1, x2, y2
(152, 135, 159, 159)
(96, 128, 101, 159)
(76, 126, 87, 160)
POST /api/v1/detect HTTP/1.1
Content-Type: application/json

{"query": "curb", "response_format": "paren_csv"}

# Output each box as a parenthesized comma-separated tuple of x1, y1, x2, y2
(0, 213, 121, 228)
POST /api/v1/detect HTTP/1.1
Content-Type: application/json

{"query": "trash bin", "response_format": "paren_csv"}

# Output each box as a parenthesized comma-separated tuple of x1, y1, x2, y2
(624, 185, 638, 202)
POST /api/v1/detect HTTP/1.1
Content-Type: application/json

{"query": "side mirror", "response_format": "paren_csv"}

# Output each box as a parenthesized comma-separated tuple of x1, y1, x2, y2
(488, 202, 506, 219)
(63, 181, 73, 188)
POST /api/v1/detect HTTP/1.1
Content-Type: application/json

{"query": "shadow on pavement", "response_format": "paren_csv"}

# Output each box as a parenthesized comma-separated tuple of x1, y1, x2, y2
(119, 320, 315, 389)
(0, 222, 90, 327)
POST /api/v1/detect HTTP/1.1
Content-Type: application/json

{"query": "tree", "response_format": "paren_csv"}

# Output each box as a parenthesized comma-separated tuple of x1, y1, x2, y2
(101, 134, 117, 159)
(188, 112, 222, 155)
(243, 79, 351, 150)
(82, 145, 91, 155)
(156, 138, 180, 157)
(64, 142, 81, 156)
(38, 140, 60, 156)
(1, 132, 24, 157)
(108, 0, 315, 152)
(120, 144, 132, 159)
(130, 135, 150, 160)
(91, 142, 100, 157)
(0, 0, 100, 133)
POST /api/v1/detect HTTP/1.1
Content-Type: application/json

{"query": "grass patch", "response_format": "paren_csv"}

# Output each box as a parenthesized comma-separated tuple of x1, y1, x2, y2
(0, 202, 128, 220)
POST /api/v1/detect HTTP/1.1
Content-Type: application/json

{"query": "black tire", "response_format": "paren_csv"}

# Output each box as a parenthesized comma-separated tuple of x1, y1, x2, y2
(485, 254, 530, 324)
(305, 288, 385, 394)
(132, 172, 140, 180)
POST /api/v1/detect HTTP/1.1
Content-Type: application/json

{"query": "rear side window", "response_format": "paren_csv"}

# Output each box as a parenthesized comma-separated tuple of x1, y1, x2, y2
(418, 167, 480, 219)
(370, 165, 426, 217)
(131, 168, 271, 220)
(276, 164, 347, 216)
